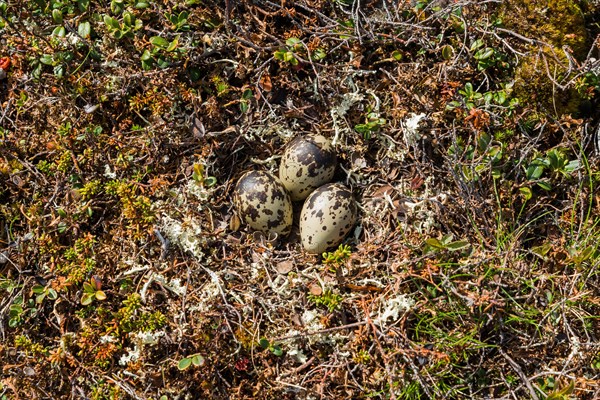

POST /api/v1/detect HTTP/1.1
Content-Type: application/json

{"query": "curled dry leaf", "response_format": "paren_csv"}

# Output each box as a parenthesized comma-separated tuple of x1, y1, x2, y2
(308, 283, 322, 296)
(0, 57, 10, 70)
(276, 260, 294, 274)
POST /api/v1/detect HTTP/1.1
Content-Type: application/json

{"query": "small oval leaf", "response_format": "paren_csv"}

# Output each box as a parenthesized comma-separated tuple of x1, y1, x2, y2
(177, 357, 192, 370)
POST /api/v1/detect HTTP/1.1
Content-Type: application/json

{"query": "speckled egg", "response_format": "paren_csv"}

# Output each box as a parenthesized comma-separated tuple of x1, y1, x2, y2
(279, 134, 337, 201)
(233, 171, 293, 236)
(300, 183, 357, 254)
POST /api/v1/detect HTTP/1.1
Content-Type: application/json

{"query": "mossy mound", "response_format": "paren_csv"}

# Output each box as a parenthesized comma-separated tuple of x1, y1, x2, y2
(499, 0, 590, 116)
(512, 49, 582, 116)
(499, 0, 589, 58)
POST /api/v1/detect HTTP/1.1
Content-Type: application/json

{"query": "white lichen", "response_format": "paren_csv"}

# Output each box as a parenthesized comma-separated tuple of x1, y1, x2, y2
(104, 164, 116, 179)
(373, 294, 415, 324)
(119, 345, 141, 366)
(119, 331, 165, 366)
(187, 279, 220, 314)
(159, 214, 206, 260)
(185, 180, 216, 203)
(402, 112, 426, 148)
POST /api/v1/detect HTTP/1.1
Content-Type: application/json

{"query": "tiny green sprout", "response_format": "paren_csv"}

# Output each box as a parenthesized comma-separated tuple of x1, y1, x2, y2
(259, 338, 283, 356)
(322, 244, 352, 266)
(192, 163, 217, 187)
(423, 234, 470, 254)
(354, 113, 386, 140)
(239, 88, 253, 113)
(177, 353, 205, 370)
(165, 11, 190, 31)
(274, 37, 303, 66)
(81, 276, 107, 305)
(308, 289, 343, 312)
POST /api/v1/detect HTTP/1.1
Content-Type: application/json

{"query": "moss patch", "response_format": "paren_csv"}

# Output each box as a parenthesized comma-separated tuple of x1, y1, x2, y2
(499, 0, 590, 115)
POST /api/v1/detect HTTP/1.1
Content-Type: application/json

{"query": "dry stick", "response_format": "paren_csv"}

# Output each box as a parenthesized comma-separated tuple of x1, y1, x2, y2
(362, 300, 397, 400)
(498, 347, 540, 400)
(280, 356, 316, 378)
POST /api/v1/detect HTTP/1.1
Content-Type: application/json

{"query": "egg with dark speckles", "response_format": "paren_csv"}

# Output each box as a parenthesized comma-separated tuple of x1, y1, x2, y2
(233, 171, 293, 236)
(279, 134, 337, 201)
(300, 183, 357, 254)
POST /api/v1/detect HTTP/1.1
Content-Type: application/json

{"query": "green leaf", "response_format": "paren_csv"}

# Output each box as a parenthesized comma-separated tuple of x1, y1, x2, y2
(274, 50, 285, 61)
(519, 187, 532, 200)
(54, 64, 65, 78)
(40, 54, 54, 65)
(312, 48, 327, 61)
(36, 293, 46, 304)
(537, 181, 552, 191)
(526, 164, 545, 180)
(495, 91, 506, 105)
(491, 168, 502, 179)
(470, 39, 484, 51)
(391, 50, 403, 61)
(110, 0, 124, 14)
(283, 52, 295, 63)
(104, 15, 121, 30)
(464, 82, 473, 96)
(177, 357, 192, 370)
(259, 338, 270, 348)
(445, 240, 470, 251)
(572, 246, 595, 265)
(191, 354, 205, 366)
(140, 49, 153, 61)
(47, 288, 58, 300)
(425, 238, 445, 249)
(95, 290, 107, 301)
(78, 21, 91, 38)
(189, 67, 201, 81)
(441, 45, 453, 60)
(474, 47, 494, 60)
(285, 37, 301, 47)
(204, 177, 217, 187)
(178, 11, 190, 22)
(445, 100, 461, 110)
(52, 26, 66, 37)
(156, 57, 170, 68)
(52, 9, 63, 24)
(271, 345, 283, 357)
(78, 0, 90, 11)
(166, 37, 179, 52)
(81, 292, 93, 305)
(32, 285, 45, 294)
(83, 282, 94, 293)
(531, 243, 551, 259)
(548, 380, 575, 399)
(123, 12, 133, 26)
(565, 160, 580, 173)
(150, 36, 169, 48)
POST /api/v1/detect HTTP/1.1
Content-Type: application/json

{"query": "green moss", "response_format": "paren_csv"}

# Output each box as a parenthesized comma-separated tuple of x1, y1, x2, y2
(499, 0, 588, 58)
(512, 49, 582, 116)
(499, 0, 591, 115)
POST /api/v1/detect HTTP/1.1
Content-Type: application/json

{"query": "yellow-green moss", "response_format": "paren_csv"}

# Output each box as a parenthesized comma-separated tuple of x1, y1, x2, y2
(499, 0, 590, 115)
(499, 0, 589, 58)
(512, 49, 582, 116)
